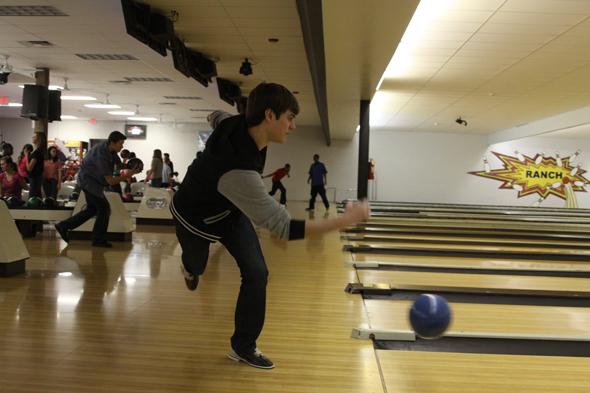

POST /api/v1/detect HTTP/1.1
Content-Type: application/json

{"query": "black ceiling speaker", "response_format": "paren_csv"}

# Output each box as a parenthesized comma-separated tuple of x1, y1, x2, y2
(48, 90, 61, 122)
(239, 58, 252, 76)
(21, 84, 48, 120)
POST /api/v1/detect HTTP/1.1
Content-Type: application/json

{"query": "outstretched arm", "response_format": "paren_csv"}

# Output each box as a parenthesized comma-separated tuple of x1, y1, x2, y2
(305, 200, 369, 235)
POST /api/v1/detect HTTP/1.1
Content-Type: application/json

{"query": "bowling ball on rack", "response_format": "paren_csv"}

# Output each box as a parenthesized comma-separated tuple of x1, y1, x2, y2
(127, 158, 144, 172)
(5, 196, 24, 208)
(43, 197, 57, 208)
(409, 294, 452, 339)
(26, 196, 43, 208)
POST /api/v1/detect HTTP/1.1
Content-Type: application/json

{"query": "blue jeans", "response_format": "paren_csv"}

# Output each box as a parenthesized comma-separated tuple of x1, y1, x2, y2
(269, 180, 287, 205)
(175, 213, 268, 354)
(57, 190, 110, 243)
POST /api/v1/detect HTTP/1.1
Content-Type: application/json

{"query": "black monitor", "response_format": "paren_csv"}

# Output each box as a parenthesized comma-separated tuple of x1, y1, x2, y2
(121, 0, 151, 45)
(121, 0, 170, 57)
(170, 36, 191, 77)
(216, 78, 241, 106)
(187, 50, 217, 87)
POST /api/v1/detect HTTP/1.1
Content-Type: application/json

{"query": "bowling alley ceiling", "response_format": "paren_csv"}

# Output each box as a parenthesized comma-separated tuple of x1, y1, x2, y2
(0, 0, 319, 127)
(2, 0, 590, 143)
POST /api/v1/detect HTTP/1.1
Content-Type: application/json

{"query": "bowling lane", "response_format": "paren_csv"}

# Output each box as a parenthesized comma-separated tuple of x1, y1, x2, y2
(345, 241, 590, 261)
(378, 350, 590, 393)
(364, 299, 590, 339)
(355, 270, 590, 296)
(369, 211, 590, 224)
(366, 217, 590, 233)
(348, 253, 590, 274)
(344, 233, 590, 248)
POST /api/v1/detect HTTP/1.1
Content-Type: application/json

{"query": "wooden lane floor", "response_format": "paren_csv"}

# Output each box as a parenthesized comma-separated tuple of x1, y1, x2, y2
(344, 241, 590, 261)
(343, 233, 590, 249)
(0, 203, 383, 393)
(348, 200, 590, 214)
(354, 269, 590, 298)
(370, 211, 590, 223)
(362, 299, 590, 339)
(347, 253, 590, 277)
(365, 216, 590, 233)
(359, 204, 590, 218)
(345, 225, 590, 241)
(377, 350, 590, 393)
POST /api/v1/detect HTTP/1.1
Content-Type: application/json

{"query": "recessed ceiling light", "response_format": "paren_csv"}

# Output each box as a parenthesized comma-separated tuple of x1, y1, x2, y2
(60, 115, 78, 120)
(0, 102, 22, 107)
(84, 103, 121, 109)
(61, 95, 96, 101)
(49, 85, 63, 90)
(108, 110, 135, 116)
(127, 116, 158, 122)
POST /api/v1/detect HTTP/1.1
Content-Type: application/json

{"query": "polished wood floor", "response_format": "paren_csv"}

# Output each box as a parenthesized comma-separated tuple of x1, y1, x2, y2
(2, 202, 590, 392)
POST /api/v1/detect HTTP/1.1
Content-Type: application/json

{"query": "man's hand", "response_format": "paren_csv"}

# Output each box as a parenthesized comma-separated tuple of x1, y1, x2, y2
(340, 200, 370, 226)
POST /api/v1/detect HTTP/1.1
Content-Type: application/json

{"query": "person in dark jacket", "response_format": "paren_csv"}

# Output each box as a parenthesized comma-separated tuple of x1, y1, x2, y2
(171, 83, 370, 370)
(55, 131, 139, 247)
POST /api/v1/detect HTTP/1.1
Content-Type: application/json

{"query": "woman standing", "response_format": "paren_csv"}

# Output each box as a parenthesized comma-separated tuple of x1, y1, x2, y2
(17, 144, 33, 180)
(26, 133, 45, 198)
(43, 145, 62, 199)
(147, 149, 163, 187)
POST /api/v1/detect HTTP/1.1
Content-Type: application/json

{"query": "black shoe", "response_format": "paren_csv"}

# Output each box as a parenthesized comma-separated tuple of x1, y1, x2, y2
(92, 241, 113, 248)
(54, 224, 69, 243)
(180, 264, 199, 291)
(227, 348, 275, 369)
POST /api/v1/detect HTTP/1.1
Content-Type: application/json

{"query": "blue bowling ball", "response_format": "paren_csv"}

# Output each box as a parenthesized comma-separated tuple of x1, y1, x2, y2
(409, 294, 452, 339)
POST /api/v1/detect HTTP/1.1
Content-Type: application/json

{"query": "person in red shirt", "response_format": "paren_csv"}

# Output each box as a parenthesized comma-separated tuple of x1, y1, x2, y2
(0, 156, 27, 202)
(17, 144, 33, 180)
(43, 145, 62, 199)
(262, 163, 290, 205)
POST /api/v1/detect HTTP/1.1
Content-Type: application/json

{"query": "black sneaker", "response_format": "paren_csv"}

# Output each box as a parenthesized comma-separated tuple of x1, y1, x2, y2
(180, 264, 199, 291)
(54, 224, 70, 243)
(92, 241, 113, 248)
(227, 348, 275, 369)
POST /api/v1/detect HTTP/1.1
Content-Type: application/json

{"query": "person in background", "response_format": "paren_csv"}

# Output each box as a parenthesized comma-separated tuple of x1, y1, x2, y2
(43, 145, 62, 200)
(0, 156, 27, 201)
(54, 131, 139, 248)
(262, 163, 290, 205)
(164, 153, 174, 174)
(18, 144, 33, 181)
(162, 153, 173, 188)
(26, 132, 45, 198)
(306, 154, 330, 212)
(207, 110, 232, 129)
(147, 149, 163, 187)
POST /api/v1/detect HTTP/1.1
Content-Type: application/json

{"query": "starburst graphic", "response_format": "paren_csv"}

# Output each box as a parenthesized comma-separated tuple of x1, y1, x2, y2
(469, 151, 589, 200)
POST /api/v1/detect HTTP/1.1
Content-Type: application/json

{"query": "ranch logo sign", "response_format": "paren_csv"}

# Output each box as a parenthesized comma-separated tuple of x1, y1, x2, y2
(469, 151, 589, 201)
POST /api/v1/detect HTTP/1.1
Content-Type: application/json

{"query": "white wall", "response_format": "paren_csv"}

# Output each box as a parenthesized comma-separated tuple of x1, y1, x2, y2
(0, 118, 359, 202)
(369, 129, 590, 208)
(264, 126, 359, 202)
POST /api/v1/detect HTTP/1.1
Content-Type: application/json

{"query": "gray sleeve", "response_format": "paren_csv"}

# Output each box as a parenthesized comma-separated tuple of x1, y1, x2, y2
(218, 169, 292, 240)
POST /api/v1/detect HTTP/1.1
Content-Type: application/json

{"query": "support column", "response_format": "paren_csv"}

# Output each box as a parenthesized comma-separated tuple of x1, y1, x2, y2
(34, 68, 49, 155)
(357, 100, 370, 200)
